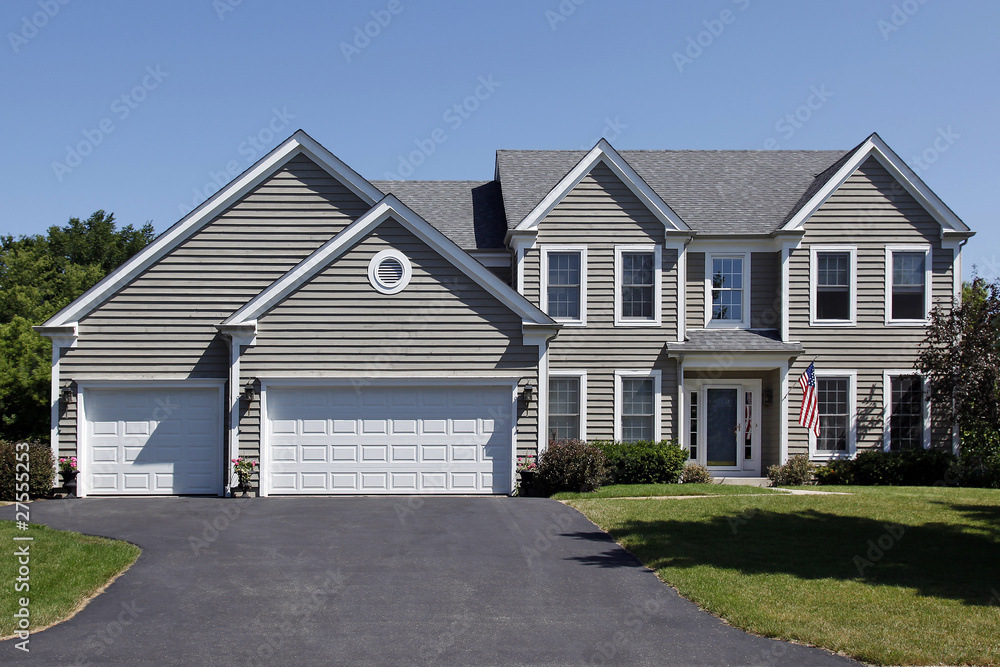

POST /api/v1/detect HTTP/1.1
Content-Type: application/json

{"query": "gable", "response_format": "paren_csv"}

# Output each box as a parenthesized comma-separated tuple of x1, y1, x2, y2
(245, 217, 537, 372)
(41, 130, 383, 328)
(55, 155, 377, 378)
(537, 162, 664, 241)
(807, 157, 940, 241)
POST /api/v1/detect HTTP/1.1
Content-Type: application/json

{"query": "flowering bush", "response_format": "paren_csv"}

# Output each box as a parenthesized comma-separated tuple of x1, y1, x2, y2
(516, 455, 537, 474)
(680, 462, 713, 484)
(58, 456, 79, 474)
(232, 457, 258, 487)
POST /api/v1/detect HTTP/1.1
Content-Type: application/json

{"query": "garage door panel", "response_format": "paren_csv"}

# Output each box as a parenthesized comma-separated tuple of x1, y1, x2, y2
(266, 385, 512, 494)
(84, 387, 222, 496)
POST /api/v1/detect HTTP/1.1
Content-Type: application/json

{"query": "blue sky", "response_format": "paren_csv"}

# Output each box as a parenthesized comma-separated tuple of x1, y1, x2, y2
(2, 0, 997, 278)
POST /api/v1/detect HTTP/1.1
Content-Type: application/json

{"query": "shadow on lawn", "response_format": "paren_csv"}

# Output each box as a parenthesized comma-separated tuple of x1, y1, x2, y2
(576, 507, 1000, 607)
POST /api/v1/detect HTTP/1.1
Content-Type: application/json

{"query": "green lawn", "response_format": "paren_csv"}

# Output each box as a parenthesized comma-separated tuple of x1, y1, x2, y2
(566, 486, 1000, 666)
(552, 482, 778, 500)
(0, 520, 140, 638)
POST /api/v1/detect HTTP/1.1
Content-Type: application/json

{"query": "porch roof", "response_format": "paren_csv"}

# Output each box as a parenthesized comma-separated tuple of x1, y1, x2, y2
(667, 329, 804, 354)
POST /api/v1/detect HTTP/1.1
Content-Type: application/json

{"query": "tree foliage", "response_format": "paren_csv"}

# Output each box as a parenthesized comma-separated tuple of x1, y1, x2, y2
(0, 211, 154, 440)
(917, 277, 1000, 486)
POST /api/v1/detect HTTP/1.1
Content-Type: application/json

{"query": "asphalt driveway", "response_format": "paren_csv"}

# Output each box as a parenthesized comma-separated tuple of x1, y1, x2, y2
(1, 497, 857, 666)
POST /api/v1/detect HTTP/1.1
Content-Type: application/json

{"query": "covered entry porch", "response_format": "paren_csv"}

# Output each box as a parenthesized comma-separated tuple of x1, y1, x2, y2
(667, 331, 803, 477)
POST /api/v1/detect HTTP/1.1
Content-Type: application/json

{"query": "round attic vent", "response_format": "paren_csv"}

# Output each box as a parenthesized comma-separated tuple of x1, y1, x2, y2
(368, 249, 412, 294)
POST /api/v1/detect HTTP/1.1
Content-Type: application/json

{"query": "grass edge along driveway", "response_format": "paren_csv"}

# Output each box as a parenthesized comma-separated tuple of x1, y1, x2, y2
(0, 519, 140, 640)
(565, 485, 1000, 666)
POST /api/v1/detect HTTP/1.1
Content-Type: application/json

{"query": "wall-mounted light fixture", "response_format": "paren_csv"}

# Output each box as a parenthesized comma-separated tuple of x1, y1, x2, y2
(61, 386, 75, 403)
(520, 384, 534, 402)
(243, 381, 256, 402)
(763, 387, 773, 407)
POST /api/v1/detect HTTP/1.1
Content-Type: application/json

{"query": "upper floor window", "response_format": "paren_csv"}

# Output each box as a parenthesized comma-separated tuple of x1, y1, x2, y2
(885, 246, 931, 325)
(615, 245, 661, 326)
(886, 373, 927, 450)
(706, 252, 750, 328)
(541, 246, 587, 325)
(810, 245, 856, 325)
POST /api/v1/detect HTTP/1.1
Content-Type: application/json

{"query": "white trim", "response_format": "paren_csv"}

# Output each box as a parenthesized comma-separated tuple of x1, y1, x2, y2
(670, 242, 687, 342)
(882, 370, 931, 451)
(547, 369, 588, 441)
(677, 357, 686, 450)
(367, 248, 412, 295)
(808, 370, 857, 460)
(537, 344, 549, 454)
(224, 195, 555, 328)
(614, 244, 662, 327)
(884, 245, 933, 326)
(672, 353, 800, 370)
(781, 133, 969, 233)
(32, 325, 78, 471)
(940, 238, 966, 304)
(809, 245, 857, 327)
(779, 360, 790, 464)
(780, 240, 799, 342)
(539, 245, 588, 327)
(613, 369, 662, 442)
(42, 130, 383, 328)
(75, 380, 226, 498)
(509, 233, 535, 296)
(704, 251, 751, 329)
(514, 139, 690, 232)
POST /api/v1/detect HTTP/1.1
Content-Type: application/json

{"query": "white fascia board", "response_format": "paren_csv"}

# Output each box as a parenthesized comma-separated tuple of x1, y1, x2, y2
(43, 130, 383, 328)
(781, 133, 969, 233)
(514, 139, 690, 233)
(225, 195, 557, 328)
(33, 323, 79, 348)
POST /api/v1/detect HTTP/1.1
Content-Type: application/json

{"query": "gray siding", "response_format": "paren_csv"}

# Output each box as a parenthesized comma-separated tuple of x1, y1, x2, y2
(787, 157, 955, 456)
(58, 154, 373, 454)
(522, 163, 679, 443)
(751, 252, 781, 330)
(686, 252, 705, 328)
(239, 217, 537, 456)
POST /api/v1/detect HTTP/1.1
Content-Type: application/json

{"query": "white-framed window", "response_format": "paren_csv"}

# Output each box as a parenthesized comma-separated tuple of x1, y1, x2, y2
(809, 370, 857, 459)
(614, 245, 661, 326)
(547, 371, 587, 441)
(368, 249, 412, 295)
(705, 252, 750, 328)
(885, 245, 932, 325)
(810, 245, 857, 326)
(883, 370, 930, 451)
(540, 246, 587, 326)
(614, 370, 661, 442)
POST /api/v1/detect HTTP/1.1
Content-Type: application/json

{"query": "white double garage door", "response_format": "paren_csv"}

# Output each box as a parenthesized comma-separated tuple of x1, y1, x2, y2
(263, 384, 514, 495)
(81, 382, 515, 496)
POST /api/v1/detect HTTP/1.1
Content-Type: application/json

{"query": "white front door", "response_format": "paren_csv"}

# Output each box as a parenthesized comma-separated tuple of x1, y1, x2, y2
(687, 380, 760, 475)
(262, 383, 515, 495)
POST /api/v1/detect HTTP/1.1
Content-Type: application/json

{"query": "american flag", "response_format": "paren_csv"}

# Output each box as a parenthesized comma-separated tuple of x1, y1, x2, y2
(798, 362, 820, 437)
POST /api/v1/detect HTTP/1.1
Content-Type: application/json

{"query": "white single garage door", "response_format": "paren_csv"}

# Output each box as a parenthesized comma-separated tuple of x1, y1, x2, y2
(264, 384, 514, 495)
(82, 386, 224, 496)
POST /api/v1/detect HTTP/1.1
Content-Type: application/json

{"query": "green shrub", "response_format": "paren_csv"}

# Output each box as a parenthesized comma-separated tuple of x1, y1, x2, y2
(811, 449, 958, 486)
(0, 439, 56, 500)
(767, 454, 814, 486)
(595, 440, 687, 485)
(848, 449, 955, 486)
(536, 439, 608, 493)
(680, 462, 713, 484)
(813, 458, 854, 485)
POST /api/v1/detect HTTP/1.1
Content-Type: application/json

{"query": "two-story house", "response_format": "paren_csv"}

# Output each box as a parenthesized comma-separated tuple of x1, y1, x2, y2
(36, 131, 972, 496)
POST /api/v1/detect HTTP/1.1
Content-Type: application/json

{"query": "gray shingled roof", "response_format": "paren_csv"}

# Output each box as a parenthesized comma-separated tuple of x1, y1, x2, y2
(667, 329, 804, 354)
(371, 180, 507, 250)
(495, 149, 850, 234)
